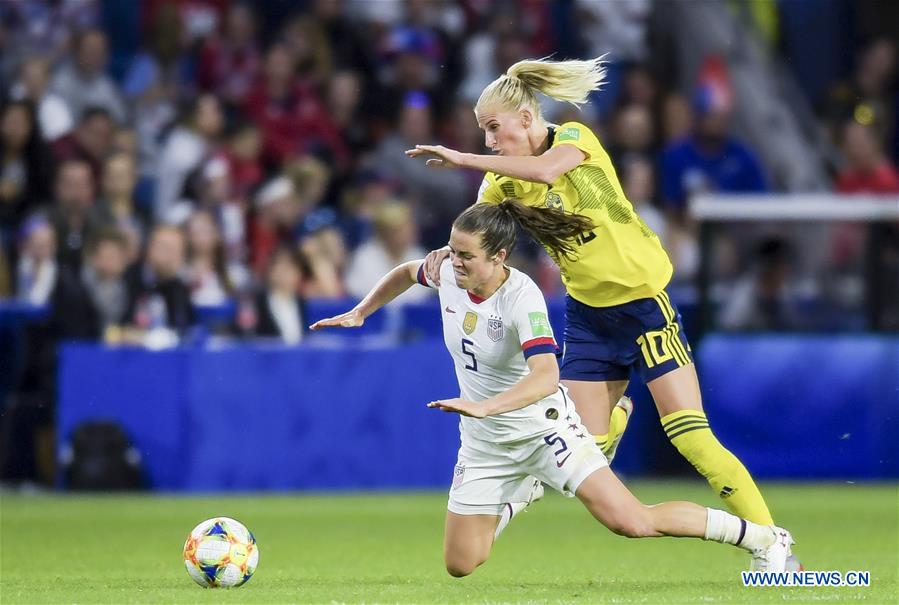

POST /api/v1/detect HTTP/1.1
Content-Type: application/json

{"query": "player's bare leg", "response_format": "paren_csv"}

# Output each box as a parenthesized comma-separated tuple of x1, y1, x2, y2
(443, 512, 499, 577)
(574, 466, 794, 571)
(562, 379, 628, 455)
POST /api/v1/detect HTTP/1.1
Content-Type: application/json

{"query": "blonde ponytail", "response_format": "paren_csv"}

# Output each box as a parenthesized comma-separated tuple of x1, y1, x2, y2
(476, 56, 606, 115)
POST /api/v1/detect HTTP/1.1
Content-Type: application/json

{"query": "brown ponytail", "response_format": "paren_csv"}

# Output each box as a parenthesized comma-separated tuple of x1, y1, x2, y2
(453, 198, 594, 261)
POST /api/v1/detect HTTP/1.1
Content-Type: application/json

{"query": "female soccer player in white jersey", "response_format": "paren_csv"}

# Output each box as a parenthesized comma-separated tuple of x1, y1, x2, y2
(311, 200, 794, 578)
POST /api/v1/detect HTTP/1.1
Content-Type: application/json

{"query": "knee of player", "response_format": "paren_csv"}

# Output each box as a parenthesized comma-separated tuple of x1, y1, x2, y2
(445, 560, 477, 578)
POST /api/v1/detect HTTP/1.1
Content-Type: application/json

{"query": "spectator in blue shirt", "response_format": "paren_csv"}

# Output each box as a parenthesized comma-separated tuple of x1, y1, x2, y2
(661, 83, 768, 225)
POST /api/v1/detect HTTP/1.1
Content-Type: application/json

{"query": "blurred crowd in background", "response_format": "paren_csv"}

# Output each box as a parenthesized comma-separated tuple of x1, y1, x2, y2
(0, 0, 897, 488)
(1, 0, 897, 345)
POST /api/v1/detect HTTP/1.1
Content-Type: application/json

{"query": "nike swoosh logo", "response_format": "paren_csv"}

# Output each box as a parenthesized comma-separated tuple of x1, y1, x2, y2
(556, 452, 572, 468)
(445, 307, 456, 313)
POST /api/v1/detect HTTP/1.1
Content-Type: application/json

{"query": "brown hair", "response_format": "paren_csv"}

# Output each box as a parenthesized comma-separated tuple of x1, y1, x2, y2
(453, 199, 594, 261)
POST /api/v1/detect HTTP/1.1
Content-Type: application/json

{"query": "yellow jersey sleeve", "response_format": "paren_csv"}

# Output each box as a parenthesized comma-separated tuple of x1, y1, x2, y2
(551, 122, 602, 161)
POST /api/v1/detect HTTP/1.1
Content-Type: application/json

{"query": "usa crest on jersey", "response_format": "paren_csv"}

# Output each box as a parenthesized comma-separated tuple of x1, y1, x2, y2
(487, 317, 504, 342)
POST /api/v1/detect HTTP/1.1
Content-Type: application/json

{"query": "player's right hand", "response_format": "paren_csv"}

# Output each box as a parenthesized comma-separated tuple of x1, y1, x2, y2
(309, 309, 364, 330)
(425, 246, 451, 285)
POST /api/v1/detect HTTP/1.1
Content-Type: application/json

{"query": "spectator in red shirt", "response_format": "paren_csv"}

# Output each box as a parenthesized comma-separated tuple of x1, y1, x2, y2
(52, 107, 115, 190)
(221, 120, 264, 204)
(836, 119, 899, 193)
(243, 43, 349, 169)
(833, 119, 899, 267)
(196, 2, 261, 105)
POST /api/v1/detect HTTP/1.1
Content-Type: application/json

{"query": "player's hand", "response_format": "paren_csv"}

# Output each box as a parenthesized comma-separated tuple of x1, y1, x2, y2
(427, 398, 487, 418)
(424, 246, 451, 285)
(309, 309, 364, 330)
(405, 144, 465, 169)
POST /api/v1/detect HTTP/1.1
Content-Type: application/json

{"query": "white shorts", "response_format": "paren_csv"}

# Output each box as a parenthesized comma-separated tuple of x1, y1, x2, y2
(447, 411, 608, 516)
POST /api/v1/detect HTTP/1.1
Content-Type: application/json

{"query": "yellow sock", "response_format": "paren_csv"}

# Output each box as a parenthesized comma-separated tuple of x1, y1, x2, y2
(607, 405, 628, 449)
(661, 409, 774, 526)
(594, 403, 631, 459)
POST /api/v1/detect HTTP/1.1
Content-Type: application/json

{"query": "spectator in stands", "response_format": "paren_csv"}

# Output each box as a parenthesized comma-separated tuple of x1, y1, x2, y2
(197, 2, 261, 105)
(346, 200, 430, 305)
(15, 214, 57, 305)
(193, 156, 247, 266)
(243, 42, 348, 168)
(338, 168, 399, 250)
(327, 70, 370, 152)
(662, 93, 693, 144)
(221, 120, 264, 204)
(122, 0, 189, 102)
(826, 38, 897, 162)
(832, 119, 899, 269)
(836, 119, 899, 193)
(245, 246, 307, 345)
(47, 159, 103, 273)
(185, 209, 245, 307)
(373, 91, 468, 247)
(299, 223, 347, 299)
(49, 228, 132, 342)
(50, 28, 126, 124)
(621, 156, 666, 238)
(89, 152, 150, 248)
(458, 12, 531, 106)
(52, 107, 115, 189)
(1, 100, 53, 238)
(154, 93, 224, 221)
(441, 100, 492, 200)
(609, 103, 657, 164)
(249, 176, 302, 275)
(719, 238, 801, 331)
(575, 0, 653, 112)
(126, 224, 193, 334)
(9, 56, 73, 141)
(122, 4, 184, 186)
(281, 14, 334, 90)
(661, 84, 768, 224)
(368, 21, 445, 129)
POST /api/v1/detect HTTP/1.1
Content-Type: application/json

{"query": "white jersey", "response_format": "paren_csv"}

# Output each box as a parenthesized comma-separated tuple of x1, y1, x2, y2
(417, 260, 572, 443)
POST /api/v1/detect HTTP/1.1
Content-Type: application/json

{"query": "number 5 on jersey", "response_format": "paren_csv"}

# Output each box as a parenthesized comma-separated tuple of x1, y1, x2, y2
(461, 338, 478, 372)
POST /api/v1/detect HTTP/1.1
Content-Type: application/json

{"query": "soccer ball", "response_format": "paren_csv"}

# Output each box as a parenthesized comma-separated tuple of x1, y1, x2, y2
(182, 517, 259, 588)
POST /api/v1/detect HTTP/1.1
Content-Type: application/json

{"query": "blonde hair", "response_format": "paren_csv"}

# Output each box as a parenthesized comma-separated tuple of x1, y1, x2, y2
(476, 56, 606, 117)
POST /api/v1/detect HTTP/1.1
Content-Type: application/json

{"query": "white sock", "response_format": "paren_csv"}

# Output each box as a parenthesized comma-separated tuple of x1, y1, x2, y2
(494, 501, 528, 540)
(704, 508, 774, 551)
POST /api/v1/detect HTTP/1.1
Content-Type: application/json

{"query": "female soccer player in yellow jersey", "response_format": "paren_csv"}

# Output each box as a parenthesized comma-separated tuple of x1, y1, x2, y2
(406, 57, 781, 535)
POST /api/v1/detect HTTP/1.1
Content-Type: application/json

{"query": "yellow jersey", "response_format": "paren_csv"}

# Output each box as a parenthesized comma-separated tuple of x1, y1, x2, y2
(477, 121, 673, 308)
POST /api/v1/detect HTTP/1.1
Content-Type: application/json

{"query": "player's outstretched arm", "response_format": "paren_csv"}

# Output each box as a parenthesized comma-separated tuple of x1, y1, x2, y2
(429, 353, 559, 418)
(309, 260, 422, 331)
(405, 143, 584, 185)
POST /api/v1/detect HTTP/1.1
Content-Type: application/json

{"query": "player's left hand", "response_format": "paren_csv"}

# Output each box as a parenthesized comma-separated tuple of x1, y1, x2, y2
(427, 398, 486, 418)
(309, 309, 364, 330)
(405, 144, 465, 169)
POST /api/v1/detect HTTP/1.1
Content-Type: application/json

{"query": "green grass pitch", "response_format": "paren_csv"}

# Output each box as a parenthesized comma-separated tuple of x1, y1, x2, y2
(1, 481, 896, 604)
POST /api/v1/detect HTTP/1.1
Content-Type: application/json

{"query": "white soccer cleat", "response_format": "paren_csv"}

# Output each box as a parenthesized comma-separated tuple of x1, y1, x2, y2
(749, 526, 795, 572)
(604, 396, 634, 463)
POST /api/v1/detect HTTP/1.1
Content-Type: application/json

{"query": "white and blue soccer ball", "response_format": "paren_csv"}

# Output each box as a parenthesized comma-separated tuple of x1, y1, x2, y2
(182, 517, 259, 588)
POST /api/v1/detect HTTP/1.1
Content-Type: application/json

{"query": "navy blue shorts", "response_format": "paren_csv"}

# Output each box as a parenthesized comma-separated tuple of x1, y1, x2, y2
(560, 290, 693, 384)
